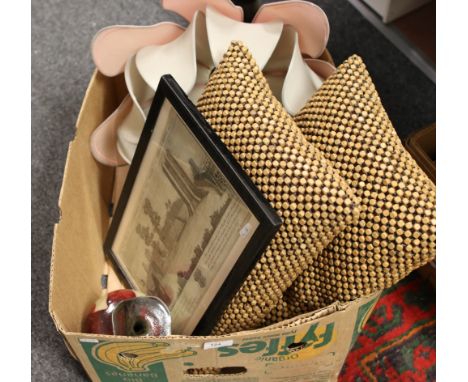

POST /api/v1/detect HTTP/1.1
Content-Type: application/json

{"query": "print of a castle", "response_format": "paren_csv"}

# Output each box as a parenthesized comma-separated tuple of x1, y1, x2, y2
(141, 150, 231, 302)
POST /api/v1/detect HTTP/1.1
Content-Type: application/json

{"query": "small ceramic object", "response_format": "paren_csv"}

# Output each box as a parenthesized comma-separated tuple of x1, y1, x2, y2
(112, 296, 171, 337)
(85, 289, 171, 336)
(85, 289, 140, 335)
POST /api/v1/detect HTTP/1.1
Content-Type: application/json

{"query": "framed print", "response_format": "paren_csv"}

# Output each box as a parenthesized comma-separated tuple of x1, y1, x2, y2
(104, 75, 282, 336)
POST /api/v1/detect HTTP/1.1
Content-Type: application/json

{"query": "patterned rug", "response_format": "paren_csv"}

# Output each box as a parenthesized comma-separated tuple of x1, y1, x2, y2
(339, 272, 435, 381)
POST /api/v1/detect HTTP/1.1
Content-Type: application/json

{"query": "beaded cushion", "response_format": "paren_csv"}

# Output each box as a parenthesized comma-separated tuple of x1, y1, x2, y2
(196, 42, 360, 334)
(264, 55, 436, 324)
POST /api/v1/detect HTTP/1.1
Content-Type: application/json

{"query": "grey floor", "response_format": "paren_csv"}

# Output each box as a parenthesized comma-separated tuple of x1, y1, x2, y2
(31, 1, 435, 380)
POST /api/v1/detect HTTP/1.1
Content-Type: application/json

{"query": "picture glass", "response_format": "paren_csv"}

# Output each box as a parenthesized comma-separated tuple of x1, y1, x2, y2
(111, 99, 260, 334)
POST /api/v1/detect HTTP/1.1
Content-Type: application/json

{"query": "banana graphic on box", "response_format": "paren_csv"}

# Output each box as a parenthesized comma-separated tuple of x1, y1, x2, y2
(93, 341, 197, 372)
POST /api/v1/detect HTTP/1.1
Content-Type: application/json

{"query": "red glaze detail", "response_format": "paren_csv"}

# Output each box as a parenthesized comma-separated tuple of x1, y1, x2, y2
(85, 289, 137, 334)
(84, 309, 113, 335)
(107, 289, 136, 305)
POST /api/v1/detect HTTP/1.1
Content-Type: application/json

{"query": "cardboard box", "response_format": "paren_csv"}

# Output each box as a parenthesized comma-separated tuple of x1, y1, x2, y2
(49, 71, 381, 381)
(362, 0, 431, 23)
(405, 123, 435, 184)
(405, 123, 436, 288)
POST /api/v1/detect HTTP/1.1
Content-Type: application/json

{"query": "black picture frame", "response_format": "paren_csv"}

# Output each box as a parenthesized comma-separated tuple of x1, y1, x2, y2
(104, 75, 282, 336)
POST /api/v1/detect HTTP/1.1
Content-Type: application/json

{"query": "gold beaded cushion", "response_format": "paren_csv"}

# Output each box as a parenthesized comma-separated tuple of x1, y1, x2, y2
(196, 41, 360, 334)
(268, 55, 436, 322)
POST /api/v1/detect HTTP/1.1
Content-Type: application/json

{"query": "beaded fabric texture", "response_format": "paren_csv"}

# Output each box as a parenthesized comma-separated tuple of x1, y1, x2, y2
(264, 55, 436, 324)
(196, 42, 360, 334)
